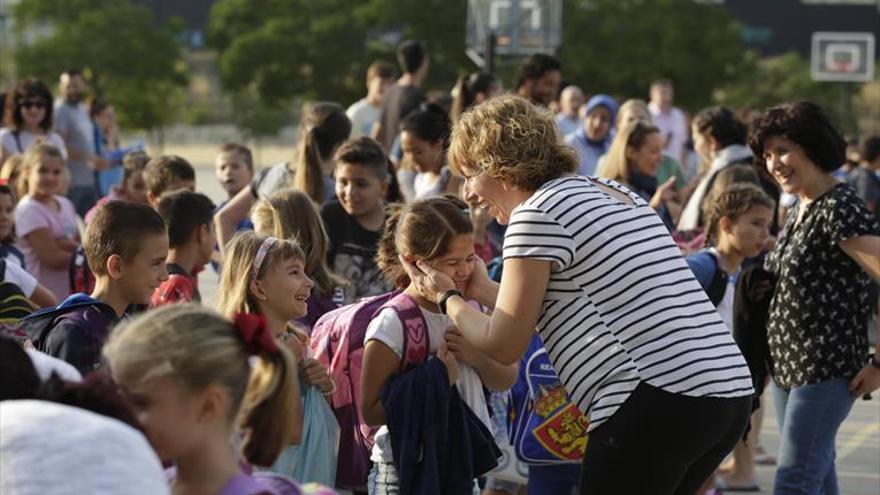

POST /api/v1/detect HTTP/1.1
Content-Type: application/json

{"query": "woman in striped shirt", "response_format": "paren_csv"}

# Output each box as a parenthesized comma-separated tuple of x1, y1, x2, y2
(401, 95, 753, 494)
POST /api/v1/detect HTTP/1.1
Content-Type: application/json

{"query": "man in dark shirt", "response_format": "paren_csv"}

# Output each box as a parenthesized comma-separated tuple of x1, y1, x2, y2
(514, 54, 561, 108)
(374, 39, 429, 152)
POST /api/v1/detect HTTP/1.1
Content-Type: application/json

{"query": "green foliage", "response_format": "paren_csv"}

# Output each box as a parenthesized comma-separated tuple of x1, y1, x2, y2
(560, 0, 745, 111)
(229, 87, 294, 140)
(13, 0, 188, 130)
(208, 0, 749, 116)
(714, 51, 861, 134)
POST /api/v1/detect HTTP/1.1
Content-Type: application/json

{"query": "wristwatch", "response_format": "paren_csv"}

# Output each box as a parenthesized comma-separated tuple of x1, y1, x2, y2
(438, 289, 463, 315)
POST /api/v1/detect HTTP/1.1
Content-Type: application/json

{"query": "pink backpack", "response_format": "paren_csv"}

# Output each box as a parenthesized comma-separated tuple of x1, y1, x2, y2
(308, 291, 429, 491)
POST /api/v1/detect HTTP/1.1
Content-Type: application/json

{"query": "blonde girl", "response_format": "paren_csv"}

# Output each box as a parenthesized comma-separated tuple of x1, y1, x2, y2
(250, 188, 347, 331)
(13, 143, 78, 300)
(103, 304, 300, 494)
(217, 232, 338, 485)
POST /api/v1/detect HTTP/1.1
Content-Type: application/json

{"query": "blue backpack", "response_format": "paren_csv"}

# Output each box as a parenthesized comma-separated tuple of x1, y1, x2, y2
(508, 334, 588, 466)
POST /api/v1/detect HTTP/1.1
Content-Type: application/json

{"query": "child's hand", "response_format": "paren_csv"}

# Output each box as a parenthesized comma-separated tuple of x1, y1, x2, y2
(301, 357, 334, 394)
(445, 327, 481, 368)
(650, 176, 677, 209)
(437, 342, 459, 385)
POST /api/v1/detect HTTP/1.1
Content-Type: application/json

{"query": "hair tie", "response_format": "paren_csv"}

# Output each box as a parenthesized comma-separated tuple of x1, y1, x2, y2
(252, 237, 278, 279)
(233, 313, 279, 356)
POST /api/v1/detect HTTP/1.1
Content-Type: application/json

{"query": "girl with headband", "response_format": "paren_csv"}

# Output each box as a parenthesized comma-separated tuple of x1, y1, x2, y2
(217, 232, 338, 486)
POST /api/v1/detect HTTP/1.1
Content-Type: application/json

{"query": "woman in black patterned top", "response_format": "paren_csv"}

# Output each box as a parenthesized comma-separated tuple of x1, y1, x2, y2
(749, 101, 880, 494)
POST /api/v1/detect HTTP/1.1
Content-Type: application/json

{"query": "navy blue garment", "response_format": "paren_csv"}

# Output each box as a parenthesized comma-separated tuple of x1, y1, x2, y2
(380, 358, 500, 495)
(22, 293, 119, 375)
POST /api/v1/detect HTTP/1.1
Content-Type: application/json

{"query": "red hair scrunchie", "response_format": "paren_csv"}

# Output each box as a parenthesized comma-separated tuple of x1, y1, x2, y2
(233, 313, 279, 356)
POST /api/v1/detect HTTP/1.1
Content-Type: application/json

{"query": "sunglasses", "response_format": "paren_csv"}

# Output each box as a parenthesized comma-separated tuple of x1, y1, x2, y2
(18, 99, 46, 109)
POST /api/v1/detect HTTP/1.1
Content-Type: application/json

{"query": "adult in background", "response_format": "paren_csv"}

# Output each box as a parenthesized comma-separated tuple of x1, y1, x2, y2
(648, 79, 689, 166)
(347, 60, 395, 139)
(374, 40, 429, 153)
(402, 95, 753, 494)
(54, 69, 107, 217)
(565, 94, 617, 177)
(0, 79, 67, 165)
(749, 101, 880, 494)
(514, 54, 561, 107)
(450, 71, 501, 125)
(555, 85, 584, 137)
(678, 107, 752, 231)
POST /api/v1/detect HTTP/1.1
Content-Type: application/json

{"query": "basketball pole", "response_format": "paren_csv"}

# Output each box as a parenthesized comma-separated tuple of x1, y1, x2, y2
(485, 30, 497, 74)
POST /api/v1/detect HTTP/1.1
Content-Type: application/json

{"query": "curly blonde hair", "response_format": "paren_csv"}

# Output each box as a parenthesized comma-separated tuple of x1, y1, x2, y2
(448, 95, 577, 192)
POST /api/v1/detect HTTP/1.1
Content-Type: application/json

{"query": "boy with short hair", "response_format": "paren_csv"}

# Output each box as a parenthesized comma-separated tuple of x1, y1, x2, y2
(84, 150, 151, 223)
(143, 155, 196, 208)
(32, 201, 169, 374)
(151, 190, 216, 307)
(347, 61, 395, 139)
(215, 142, 254, 200)
(321, 137, 392, 302)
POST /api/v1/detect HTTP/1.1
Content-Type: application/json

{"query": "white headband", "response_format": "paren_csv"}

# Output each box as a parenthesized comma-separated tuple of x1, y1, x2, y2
(252, 237, 279, 279)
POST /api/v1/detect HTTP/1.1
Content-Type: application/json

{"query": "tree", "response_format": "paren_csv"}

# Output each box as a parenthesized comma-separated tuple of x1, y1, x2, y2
(714, 51, 864, 135)
(559, 0, 745, 111)
(12, 0, 189, 131)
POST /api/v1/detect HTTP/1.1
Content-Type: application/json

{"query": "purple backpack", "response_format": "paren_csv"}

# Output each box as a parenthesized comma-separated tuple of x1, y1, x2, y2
(309, 291, 429, 491)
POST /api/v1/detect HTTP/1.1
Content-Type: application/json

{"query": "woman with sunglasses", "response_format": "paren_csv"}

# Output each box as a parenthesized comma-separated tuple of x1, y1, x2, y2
(1, 78, 68, 165)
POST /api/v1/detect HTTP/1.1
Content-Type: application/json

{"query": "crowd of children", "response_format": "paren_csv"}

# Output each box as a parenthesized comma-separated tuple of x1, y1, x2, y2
(1, 39, 879, 495)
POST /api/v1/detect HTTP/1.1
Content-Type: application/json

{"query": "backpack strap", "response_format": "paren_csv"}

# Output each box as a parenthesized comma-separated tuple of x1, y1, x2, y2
(383, 292, 430, 372)
(703, 251, 729, 307)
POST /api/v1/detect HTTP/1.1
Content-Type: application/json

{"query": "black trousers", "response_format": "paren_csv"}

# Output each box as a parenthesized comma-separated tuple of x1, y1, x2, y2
(579, 382, 751, 495)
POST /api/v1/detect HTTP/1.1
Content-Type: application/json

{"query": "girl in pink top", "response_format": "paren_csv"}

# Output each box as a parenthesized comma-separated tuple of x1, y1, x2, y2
(14, 143, 78, 300)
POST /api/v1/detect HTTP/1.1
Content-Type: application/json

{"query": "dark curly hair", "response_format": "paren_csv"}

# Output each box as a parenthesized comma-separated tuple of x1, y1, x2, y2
(3, 78, 54, 132)
(748, 101, 846, 173)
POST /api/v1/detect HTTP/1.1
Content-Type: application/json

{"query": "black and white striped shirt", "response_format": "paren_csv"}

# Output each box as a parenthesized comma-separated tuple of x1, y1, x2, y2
(504, 176, 753, 431)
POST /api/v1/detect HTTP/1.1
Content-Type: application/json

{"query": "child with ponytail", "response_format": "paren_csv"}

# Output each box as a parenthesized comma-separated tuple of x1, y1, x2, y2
(217, 232, 339, 487)
(216, 102, 351, 249)
(361, 196, 514, 494)
(103, 304, 302, 495)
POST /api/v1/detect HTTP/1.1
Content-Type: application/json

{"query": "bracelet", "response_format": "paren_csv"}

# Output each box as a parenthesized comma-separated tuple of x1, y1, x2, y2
(322, 377, 336, 397)
(438, 289, 463, 315)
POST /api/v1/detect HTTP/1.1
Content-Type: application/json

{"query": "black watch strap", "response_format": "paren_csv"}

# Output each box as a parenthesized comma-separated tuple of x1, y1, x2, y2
(438, 289, 463, 315)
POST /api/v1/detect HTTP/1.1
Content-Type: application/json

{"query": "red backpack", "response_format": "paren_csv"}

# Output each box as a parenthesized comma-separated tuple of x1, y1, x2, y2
(308, 291, 429, 491)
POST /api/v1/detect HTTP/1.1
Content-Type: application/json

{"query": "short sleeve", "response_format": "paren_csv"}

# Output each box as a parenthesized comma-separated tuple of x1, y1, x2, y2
(503, 206, 575, 269)
(4, 260, 38, 297)
(250, 167, 272, 199)
(364, 307, 404, 358)
(0, 129, 15, 154)
(826, 187, 880, 245)
(14, 201, 50, 239)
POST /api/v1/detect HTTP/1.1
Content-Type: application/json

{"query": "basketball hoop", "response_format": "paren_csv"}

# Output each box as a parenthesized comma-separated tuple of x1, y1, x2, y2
(466, 0, 563, 68)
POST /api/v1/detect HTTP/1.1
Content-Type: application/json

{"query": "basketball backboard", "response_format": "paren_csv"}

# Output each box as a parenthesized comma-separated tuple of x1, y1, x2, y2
(811, 32, 875, 82)
(466, 0, 563, 58)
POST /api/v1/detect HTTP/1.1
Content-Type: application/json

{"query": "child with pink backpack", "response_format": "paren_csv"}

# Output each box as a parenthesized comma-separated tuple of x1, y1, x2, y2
(311, 196, 516, 493)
